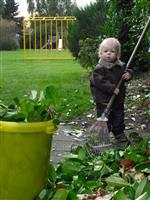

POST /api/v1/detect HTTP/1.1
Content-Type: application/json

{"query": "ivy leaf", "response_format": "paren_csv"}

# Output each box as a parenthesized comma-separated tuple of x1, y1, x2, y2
(84, 180, 101, 191)
(113, 189, 128, 200)
(51, 189, 69, 200)
(61, 160, 83, 178)
(135, 178, 150, 199)
(77, 146, 87, 160)
(124, 186, 135, 199)
(48, 163, 57, 183)
(125, 152, 145, 163)
(135, 162, 150, 174)
(135, 192, 150, 200)
(99, 163, 113, 177)
(36, 189, 47, 200)
(135, 178, 147, 199)
(106, 175, 130, 188)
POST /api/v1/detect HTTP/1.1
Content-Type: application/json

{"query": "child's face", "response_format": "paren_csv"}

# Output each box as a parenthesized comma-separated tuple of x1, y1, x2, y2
(100, 47, 117, 62)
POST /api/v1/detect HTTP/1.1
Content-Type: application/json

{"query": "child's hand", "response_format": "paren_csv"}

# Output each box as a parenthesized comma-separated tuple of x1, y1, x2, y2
(122, 72, 131, 80)
(114, 88, 119, 95)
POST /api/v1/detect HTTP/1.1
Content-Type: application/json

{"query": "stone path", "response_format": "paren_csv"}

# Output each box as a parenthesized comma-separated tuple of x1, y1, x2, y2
(50, 123, 149, 166)
(50, 124, 86, 165)
(50, 102, 150, 165)
(50, 121, 116, 165)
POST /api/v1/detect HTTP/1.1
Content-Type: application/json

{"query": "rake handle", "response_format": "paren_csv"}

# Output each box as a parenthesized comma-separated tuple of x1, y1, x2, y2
(103, 17, 150, 117)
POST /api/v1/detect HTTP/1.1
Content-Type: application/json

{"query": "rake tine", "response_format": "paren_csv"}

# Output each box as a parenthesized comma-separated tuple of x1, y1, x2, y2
(87, 118, 112, 154)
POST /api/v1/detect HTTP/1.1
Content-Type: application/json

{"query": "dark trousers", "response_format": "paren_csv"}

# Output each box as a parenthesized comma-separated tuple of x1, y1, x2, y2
(96, 103, 125, 137)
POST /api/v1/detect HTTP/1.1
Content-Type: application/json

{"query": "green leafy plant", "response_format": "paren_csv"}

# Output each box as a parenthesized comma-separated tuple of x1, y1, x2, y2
(0, 85, 58, 123)
(36, 133, 150, 200)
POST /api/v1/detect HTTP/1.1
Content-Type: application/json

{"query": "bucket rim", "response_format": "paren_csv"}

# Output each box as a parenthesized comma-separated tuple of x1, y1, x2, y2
(0, 120, 57, 134)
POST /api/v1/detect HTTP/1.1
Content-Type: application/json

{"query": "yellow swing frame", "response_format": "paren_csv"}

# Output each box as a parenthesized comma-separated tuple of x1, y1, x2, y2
(23, 16, 76, 62)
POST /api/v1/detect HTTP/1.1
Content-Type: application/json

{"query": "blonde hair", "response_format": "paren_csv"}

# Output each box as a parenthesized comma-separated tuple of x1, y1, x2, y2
(98, 37, 121, 59)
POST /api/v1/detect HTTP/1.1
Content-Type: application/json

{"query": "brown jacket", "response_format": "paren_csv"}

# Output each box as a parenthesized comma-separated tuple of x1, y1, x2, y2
(90, 59, 133, 108)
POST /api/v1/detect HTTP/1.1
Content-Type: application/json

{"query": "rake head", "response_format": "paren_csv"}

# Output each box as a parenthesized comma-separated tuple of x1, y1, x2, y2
(87, 117, 112, 154)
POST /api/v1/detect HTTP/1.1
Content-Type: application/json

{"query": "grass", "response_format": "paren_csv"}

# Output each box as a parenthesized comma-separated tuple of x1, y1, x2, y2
(0, 50, 93, 120)
(24, 48, 75, 60)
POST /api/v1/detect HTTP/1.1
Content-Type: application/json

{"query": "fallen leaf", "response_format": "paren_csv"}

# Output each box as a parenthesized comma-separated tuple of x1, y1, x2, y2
(120, 159, 135, 171)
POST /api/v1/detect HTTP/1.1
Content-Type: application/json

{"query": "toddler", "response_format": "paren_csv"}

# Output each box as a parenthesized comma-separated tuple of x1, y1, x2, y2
(90, 38, 133, 143)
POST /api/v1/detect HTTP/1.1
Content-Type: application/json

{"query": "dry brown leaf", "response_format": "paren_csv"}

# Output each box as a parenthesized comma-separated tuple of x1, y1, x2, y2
(120, 159, 135, 171)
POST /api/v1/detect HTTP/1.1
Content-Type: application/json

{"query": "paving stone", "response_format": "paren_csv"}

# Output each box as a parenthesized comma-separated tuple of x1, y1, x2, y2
(50, 125, 85, 165)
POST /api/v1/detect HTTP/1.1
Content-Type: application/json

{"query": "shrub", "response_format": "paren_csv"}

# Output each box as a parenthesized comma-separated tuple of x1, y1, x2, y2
(102, 0, 149, 72)
(0, 19, 19, 50)
(78, 37, 101, 70)
(78, 0, 149, 71)
(68, 0, 107, 58)
(0, 37, 19, 50)
(68, 20, 80, 57)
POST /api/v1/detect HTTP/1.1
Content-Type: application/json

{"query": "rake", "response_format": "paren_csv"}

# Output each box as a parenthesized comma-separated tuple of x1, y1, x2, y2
(88, 17, 150, 153)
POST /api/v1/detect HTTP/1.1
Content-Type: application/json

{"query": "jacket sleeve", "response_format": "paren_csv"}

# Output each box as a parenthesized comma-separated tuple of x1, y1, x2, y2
(122, 62, 134, 78)
(91, 67, 116, 94)
(125, 68, 134, 78)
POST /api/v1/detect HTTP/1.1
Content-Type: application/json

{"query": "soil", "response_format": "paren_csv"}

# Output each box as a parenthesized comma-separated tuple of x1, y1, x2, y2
(66, 72, 150, 139)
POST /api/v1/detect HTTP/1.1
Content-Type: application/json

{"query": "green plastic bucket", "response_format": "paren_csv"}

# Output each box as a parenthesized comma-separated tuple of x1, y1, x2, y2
(0, 120, 56, 200)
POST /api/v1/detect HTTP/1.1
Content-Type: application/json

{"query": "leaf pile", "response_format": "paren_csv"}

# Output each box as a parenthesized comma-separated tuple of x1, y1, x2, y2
(36, 133, 150, 200)
(0, 85, 58, 122)
(125, 80, 150, 134)
(126, 84, 150, 115)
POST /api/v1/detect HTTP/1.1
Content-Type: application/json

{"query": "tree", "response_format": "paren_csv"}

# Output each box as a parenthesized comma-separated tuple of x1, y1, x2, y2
(0, 19, 19, 50)
(27, 0, 35, 15)
(0, 0, 5, 18)
(56, 0, 77, 16)
(102, 0, 149, 71)
(68, 0, 108, 57)
(124, 0, 150, 71)
(43, 0, 58, 16)
(26, 0, 77, 16)
(78, 0, 149, 71)
(4, 0, 19, 20)
(115, 0, 135, 63)
(36, 0, 47, 15)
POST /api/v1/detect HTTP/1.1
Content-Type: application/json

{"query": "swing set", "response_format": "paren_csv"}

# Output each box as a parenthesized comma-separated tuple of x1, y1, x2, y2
(23, 16, 76, 62)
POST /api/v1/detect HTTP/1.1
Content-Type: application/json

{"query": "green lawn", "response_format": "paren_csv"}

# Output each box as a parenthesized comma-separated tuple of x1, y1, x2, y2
(0, 50, 93, 120)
